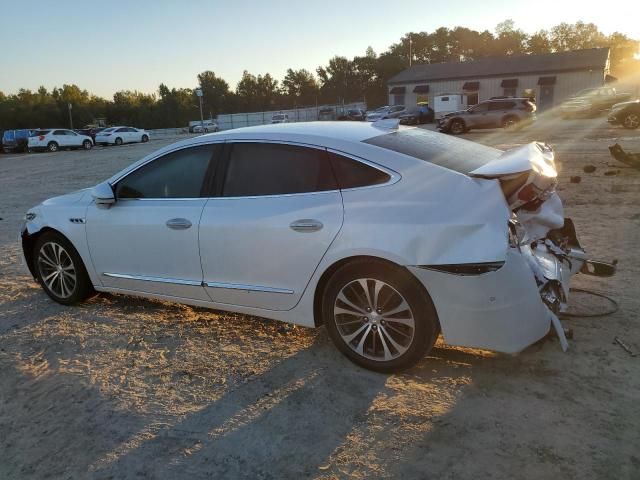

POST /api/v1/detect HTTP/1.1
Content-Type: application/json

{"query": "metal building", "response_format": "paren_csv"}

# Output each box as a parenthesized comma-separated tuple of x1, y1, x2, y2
(387, 48, 612, 111)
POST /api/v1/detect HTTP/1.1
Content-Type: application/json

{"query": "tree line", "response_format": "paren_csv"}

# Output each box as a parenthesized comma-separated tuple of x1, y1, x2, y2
(0, 20, 637, 130)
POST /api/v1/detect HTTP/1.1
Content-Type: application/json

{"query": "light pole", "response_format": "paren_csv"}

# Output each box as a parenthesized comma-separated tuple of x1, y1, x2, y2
(68, 103, 73, 129)
(195, 88, 204, 131)
(409, 35, 413, 67)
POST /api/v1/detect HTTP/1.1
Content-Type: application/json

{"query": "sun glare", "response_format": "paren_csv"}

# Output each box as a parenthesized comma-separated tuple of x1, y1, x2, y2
(634, 51, 640, 60)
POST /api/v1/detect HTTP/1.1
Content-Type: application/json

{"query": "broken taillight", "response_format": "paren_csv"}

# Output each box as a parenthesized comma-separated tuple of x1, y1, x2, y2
(39, 135, 45, 141)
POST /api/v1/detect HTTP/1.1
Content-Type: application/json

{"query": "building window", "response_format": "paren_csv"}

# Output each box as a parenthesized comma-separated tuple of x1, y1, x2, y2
(393, 94, 405, 106)
(466, 92, 479, 106)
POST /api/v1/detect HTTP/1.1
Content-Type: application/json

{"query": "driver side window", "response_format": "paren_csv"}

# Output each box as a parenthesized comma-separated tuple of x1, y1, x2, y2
(116, 145, 217, 199)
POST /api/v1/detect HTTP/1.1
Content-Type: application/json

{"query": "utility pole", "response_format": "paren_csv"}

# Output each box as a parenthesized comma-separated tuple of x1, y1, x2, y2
(195, 88, 204, 131)
(68, 103, 73, 129)
(409, 35, 413, 67)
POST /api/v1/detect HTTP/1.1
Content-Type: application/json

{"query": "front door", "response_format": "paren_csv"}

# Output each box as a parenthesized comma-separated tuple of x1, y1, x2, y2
(86, 144, 219, 301)
(539, 85, 554, 111)
(199, 142, 343, 311)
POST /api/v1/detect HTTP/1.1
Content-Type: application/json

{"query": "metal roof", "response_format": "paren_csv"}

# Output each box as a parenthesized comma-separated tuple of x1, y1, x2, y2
(388, 48, 610, 85)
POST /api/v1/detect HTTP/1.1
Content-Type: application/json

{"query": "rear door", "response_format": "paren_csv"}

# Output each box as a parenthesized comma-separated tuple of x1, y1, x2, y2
(199, 141, 343, 311)
(488, 101, 515, 127)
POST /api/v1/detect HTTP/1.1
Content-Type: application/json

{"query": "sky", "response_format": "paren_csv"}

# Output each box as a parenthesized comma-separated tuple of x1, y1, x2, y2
(1, 0, 638, 98)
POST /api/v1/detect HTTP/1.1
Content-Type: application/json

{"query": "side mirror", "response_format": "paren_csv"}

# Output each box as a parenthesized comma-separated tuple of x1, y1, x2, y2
(91, 181, 115, 208)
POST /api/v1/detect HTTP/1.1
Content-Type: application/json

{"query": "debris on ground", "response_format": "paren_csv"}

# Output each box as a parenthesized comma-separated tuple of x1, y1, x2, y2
(570, 176, 582, 183)
(609, 143, 640, 170)
(604, 170, 620, 176)
(614, 337, 638, 357)
(583, 165, 597, 173)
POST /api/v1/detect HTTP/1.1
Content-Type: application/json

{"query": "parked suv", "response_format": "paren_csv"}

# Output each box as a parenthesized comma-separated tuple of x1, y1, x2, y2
(437, 98, 536, 134)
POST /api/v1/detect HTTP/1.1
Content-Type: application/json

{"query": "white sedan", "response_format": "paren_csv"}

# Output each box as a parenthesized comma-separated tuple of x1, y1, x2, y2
(20, 121, 615, 371)
(95, 126, 150, 146)
(28, 129, 93, 152)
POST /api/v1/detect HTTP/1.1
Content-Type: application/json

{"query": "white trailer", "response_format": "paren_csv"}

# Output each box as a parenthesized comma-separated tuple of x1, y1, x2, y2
(433, 93, 466, 118)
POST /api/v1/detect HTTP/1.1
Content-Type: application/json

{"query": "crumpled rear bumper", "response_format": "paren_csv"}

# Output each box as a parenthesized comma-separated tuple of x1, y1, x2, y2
(408, 248, 550, 353)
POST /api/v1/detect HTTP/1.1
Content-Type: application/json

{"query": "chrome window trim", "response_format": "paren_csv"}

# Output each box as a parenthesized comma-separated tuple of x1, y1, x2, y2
(102, 272, 202, 286)
(204, 281, 294, 295)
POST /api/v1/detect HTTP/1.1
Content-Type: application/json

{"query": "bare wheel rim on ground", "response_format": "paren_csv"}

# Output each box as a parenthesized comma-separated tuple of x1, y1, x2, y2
(334, 278, 415, 362)
(37, 242, 77, 298)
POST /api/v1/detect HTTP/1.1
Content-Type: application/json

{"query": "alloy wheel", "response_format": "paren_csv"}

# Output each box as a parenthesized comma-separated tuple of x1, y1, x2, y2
(333, 278, 415, 362)
(624, 113, 639, 129)
(37, 241, 77, 299)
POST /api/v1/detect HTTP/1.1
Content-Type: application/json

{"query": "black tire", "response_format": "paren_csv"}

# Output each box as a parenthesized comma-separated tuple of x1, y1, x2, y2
(449, 118, 466, 135)
(47, 141, 59, 152)
(622, 112, 639, 130)
(141, 134, 149, 142)
(322, 259, 440, 373)
(82, 140, 93, 150)
(33, 231, 94, 305)
(115, 137, 123, 146)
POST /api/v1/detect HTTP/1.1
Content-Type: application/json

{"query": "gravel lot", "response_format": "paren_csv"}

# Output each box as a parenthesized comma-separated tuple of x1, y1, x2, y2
(1, 120, 639, 479)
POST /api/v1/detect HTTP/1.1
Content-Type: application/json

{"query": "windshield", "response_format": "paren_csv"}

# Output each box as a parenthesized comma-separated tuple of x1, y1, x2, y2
(101, 128, 116, 132)
(273, 115, 285, 120)
(363, 127, 501, 175)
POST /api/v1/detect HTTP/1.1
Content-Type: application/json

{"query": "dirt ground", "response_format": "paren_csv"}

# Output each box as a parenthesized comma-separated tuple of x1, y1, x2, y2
(1, 118, 639, 479)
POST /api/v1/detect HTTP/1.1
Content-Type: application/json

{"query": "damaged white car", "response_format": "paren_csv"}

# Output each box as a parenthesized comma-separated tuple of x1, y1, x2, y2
(20, 121, 616, 372)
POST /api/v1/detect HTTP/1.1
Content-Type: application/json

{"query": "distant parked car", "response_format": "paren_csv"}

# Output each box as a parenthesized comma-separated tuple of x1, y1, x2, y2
(560, 87, 631, 118)
(2, 129, 33, 153)
(338, 109, 366, 121)
(95, 126, 150, 146)
(192, 122, 219, 133)
(607, 100, 640, 129)
(366, 105, 405, 122)
(271, 114, 289, 124)
(399, 106, 435, 125)
(318, 108, 336, 121)
(75, 127, 107, 142)
(28, 129, 93, 152)
(437, 98, 536, 135)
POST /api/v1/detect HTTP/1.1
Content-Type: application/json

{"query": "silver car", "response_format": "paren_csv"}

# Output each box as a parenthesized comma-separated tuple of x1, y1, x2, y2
(438, 98, 536, 134)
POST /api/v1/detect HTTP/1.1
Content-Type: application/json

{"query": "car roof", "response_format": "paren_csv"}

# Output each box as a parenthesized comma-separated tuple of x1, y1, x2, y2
(212, 121, 392, 143)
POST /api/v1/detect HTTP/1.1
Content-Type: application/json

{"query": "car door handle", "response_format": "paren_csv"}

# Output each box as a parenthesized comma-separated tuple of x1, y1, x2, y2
(290, 219, 323, 232)
(166, 218, 192, 230)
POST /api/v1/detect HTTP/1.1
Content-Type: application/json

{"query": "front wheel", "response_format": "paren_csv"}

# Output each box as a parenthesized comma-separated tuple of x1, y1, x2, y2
(449, 119, 466, 135)
(623, 113, 639, 129)
(82, 140, 93, 150)
(33, 231, 94, 305)
(322, 260, 440, 373)
(141, 134, 149, 142)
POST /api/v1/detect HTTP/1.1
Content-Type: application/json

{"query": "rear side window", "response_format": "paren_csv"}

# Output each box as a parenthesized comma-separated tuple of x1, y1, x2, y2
(223, 143, 337, 196)
(363, 128, 501, 175)
(489, 101, 516, 110)
(33, 130, 51, 136)
(328, 152, 390, 189)
(116, 145, 216, 199)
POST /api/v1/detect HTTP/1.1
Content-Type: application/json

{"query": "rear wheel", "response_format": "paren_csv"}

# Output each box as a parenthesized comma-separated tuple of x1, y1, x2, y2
(115, 137, 123, 146)
(322, 260, 439, 373)
(502, 116, 519, 130)
(47, 141, 59, 152)
(450, 119, 466, 135)
(623, 112, 639, 129)
(33, 231, 93, 305)
(141, 134, 149, 142)
(82, 140, 92, 150)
